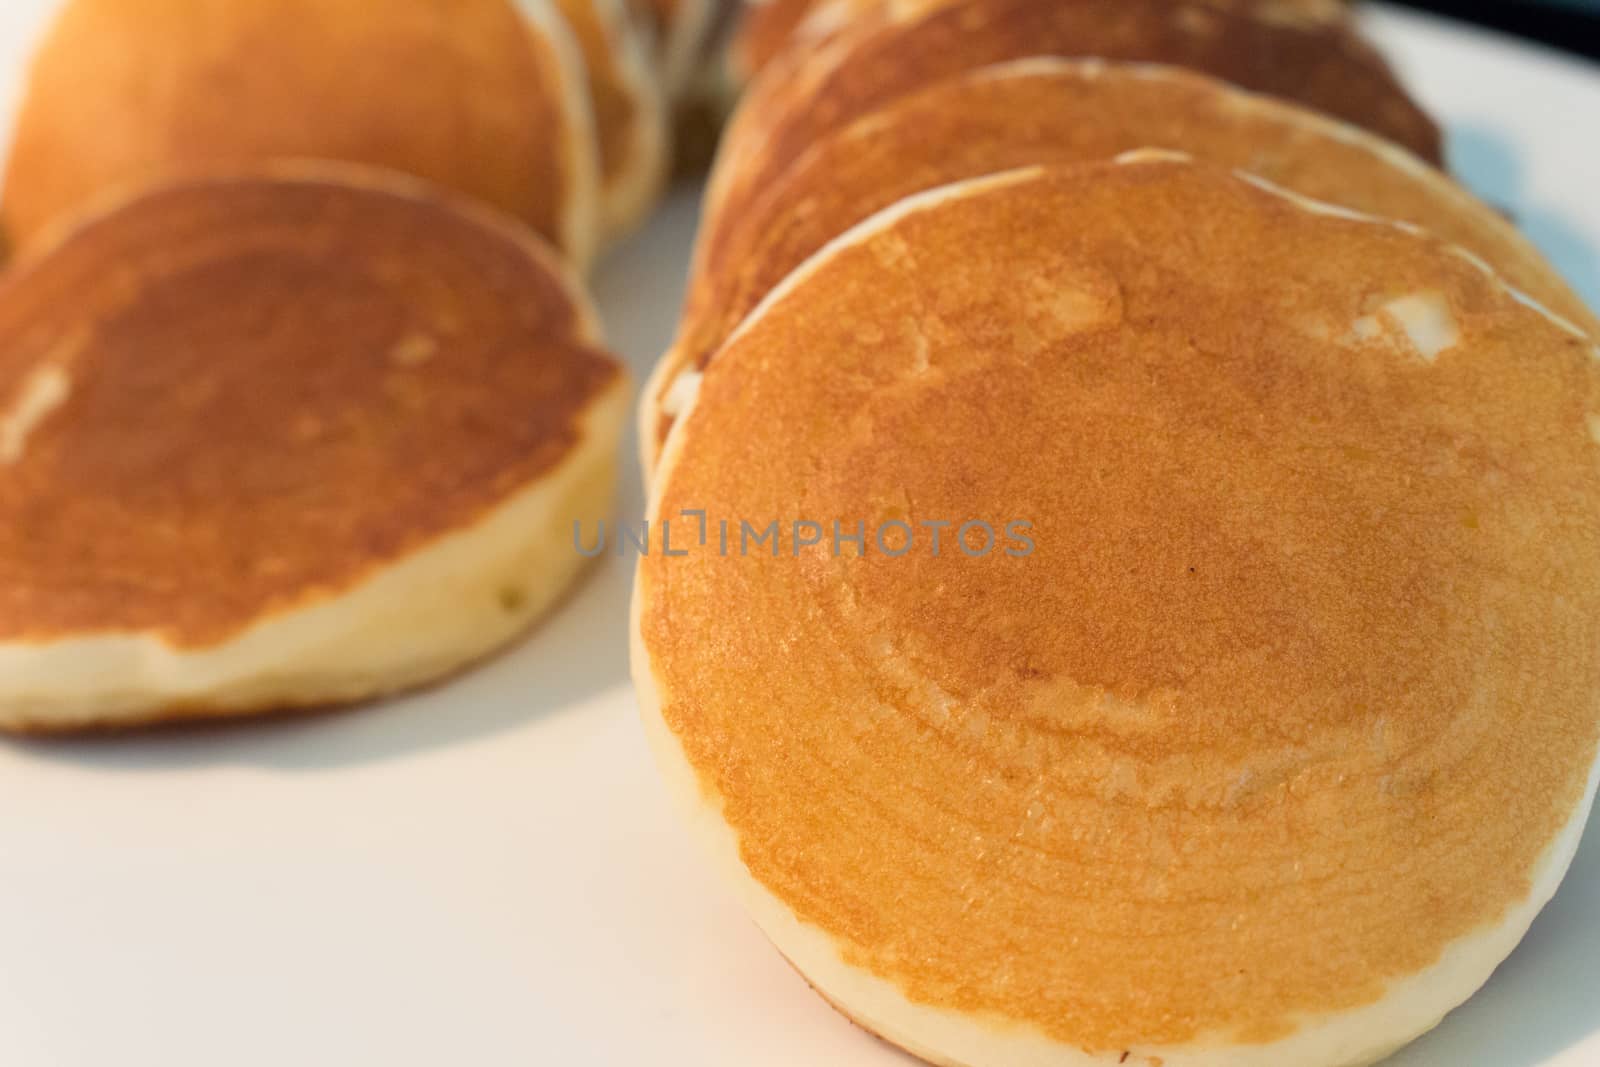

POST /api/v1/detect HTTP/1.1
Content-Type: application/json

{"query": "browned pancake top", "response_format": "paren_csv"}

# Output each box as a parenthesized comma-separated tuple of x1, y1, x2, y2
(0, 169, 620, 648)
(711, 0, 1441, 239)
(640, 160, 1600, 1050)
(2, 0, 577, 257)
(659, 63, 1591, 456)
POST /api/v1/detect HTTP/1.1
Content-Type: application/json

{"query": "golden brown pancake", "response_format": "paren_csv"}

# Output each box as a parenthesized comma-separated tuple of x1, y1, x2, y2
(2, 0, 602, 268)
(705, 0, 1443, 242)
(551, 0, 670, 236)
(0, 164, 627, 733)
(730, 0, 1354, 82)
(634, 157, 1600, 1066)
(643, 0, 717, 98)
(643, 60, 1592, 469)
(668, 0, 750, 175)
(730, 0, 828, 82)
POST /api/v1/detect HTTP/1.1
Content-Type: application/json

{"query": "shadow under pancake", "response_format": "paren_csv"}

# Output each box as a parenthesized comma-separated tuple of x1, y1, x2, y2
(1450, 122, 1600, 316)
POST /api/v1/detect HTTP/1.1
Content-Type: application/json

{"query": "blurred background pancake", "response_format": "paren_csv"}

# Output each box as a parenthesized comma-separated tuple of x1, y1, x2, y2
(635, 155, 1600, 1067)
(705, 0, 1443, 241)
(730, 0, 1354, 84)
(643, 58, 1593, 469)
(729, 0, 821, 86)
(644, 0, 716, 98)
(1, 0, 604, 268)
(731, 0, 1362, 84)
(550, 0, 671, 238)
(0, 165, 626, 733)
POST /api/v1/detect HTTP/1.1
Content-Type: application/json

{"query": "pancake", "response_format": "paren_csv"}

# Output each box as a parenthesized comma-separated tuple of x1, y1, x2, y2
(633, 157, 1600, 1066)
(730, 0, 829, 83)
(648, 0, 718, 99)
(704, 0, 1442, 241)
(1, 0, 602, 269)
(642, 59, 1593, 470)
(730, 0, 1354, 80)
(0, 164, 627, 733)
(550, 0, 671, 237)
(667, 0, 748, 175)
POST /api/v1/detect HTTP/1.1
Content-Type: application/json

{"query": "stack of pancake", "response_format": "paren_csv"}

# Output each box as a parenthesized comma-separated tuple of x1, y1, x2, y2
(635, 1, 1600, 1065)
(0, 0, 749, 731)
(642, 0, 1600, 464)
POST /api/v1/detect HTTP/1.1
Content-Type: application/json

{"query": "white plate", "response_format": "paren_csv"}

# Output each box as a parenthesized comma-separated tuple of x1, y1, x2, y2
(1, 5, 1597, 1066)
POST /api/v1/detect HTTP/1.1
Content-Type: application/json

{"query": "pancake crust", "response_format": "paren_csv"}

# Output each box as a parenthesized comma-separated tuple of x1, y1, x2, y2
(635, 159, 1600, 1063)
(705, 0, 1442, 241)
(0, 166, 620, 660)
(646, 61, 1593, 468)
(2, 0, 600, 266)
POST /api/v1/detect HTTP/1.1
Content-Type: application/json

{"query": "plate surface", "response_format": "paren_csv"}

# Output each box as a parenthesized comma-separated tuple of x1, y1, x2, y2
(1, 5, 1597, 1065)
